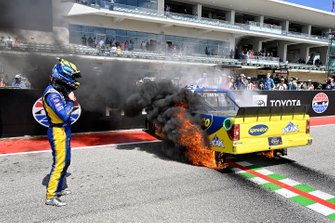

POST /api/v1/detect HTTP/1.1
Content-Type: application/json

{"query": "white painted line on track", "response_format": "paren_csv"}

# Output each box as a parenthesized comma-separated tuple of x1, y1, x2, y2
(0, 140, 161, 157)
(279, 178, 301, 186)
(249, 177, 268, 185)
(275, 188, 298, 198)
(230, 168, 246, 174)
(307, 203, 335, 216)
(311, 124, 335, 128)
(254, 169, 274, 175)
(309, 190, 335, 200)
(235, 161, 253, 166)
(230, 160, 335, 221)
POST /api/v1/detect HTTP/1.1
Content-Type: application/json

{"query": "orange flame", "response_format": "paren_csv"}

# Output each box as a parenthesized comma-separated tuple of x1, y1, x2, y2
(174, 108, 218, 169)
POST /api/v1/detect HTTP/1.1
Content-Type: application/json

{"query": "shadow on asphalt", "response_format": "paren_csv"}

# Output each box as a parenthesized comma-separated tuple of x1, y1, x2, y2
(41, 173, 71, 189)
(115, 141, 189, 164)
(235, 154, 296, 168)
(114, 142, 300, 173)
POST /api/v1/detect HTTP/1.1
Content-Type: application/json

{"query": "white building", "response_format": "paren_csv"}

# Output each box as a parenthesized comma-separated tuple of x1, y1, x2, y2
(65, 0, 333, 63)
(1, 0, 335, 81)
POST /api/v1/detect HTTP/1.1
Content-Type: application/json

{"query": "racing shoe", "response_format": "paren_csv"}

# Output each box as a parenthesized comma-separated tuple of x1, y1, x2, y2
(45, 197, 67, 207)
(56, 189, 71, 197)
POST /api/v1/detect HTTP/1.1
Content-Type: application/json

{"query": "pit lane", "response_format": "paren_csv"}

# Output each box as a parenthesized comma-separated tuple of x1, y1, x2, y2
(0, 125, 334, 222)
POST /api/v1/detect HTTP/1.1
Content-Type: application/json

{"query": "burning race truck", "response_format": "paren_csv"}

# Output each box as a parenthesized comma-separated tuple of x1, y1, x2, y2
(125, 81, 312, 169)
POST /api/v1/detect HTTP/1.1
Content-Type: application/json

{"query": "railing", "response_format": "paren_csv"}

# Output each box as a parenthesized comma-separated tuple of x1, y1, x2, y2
(81, 1, 329, 43)
(0, 41, 326, 71)
(283, 31, 328, 42)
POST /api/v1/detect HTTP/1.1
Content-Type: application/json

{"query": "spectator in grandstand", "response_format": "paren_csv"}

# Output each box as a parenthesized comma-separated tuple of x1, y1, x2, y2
(3, 75, 9, 86)
(111, 38, 116, 47)
(315, 59, 323, 66)
(128, 40, 134, 51)
(234, 74, 248, 90)
(80, 0, 88, 5)
(249, 50, 255, 59)
(0, 77, 6, 87)
(306, 80, 315, 90)
(108, 0, 114, 10)
(205, 46, 213, 56)
(196, 73, 209, 87)
(11, 74, 28, 88)
(263, 73, 275, 90)
(247, 77, 256, 90)
(120, 41, 125, 51)
(98, 39, 105, 54)
(325, 77, 334, 90)
(287, 77, 298, 90)
(258, 80, 265, 90)
(275, 78, 287, 90)
(116, 46, 123, 56)
(296, 81, 305, 90)
(222, 75, 234, 90)
(87, 36, 94, 47)
(81, 34, 87, 45)
(0, 36, 5, 47)
(230, 49, 234, 59)
(297, 58, 306, 64)
(105, 37, 111, 48)
(141, 41, 147, 50)
(124, 40, 129, 51)
(6, 36, 13, 48)
(110, 44, 117, 55)
(13, 37, 20, 47)
(315, 82, 323, 90)
(94, 36, 98, 47)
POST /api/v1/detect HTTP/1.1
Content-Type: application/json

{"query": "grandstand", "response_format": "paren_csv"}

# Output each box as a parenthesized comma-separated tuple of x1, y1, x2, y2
(0, 0, 334, 81)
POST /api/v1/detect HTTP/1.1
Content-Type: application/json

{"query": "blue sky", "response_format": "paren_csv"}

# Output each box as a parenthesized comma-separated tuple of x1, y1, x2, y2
(283, 0, 332, 12)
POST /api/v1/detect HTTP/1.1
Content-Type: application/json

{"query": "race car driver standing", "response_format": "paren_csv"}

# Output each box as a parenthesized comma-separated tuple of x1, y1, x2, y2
(43, 58, 81, 207)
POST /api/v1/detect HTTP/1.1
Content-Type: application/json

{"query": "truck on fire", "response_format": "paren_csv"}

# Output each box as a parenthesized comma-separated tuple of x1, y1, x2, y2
(147, 88, 312, 164)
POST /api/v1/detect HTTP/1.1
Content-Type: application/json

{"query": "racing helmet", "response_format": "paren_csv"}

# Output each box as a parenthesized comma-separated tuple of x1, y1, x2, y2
(51, 57, 81, 90)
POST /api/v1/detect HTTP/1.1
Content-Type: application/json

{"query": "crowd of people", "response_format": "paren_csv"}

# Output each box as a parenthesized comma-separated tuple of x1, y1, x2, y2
(0, 74, 31, 89)
(234, 48, 277, 61)
(0, 35, 20, 48)
(80, 34, 211, 57)
(196, 72, 334, 91)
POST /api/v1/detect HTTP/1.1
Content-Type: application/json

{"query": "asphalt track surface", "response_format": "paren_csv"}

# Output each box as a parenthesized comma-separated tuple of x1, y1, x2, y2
(1, 126, 335, 222)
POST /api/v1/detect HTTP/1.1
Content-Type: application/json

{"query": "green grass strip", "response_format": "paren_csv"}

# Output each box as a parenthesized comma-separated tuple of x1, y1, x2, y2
(328, 213, 335, 220)
(266, 173, 286, 180)
(261, 182, 282, 191)
(290, 196, 315, 206)
(239, 172, 256, 179)
(327, 197, 335, 204)
(294, 184, 316, 193)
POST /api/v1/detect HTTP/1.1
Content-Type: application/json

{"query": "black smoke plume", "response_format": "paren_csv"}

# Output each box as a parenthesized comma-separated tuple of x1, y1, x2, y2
(124, 80, 208, 162)
(0, 0, 53, 32)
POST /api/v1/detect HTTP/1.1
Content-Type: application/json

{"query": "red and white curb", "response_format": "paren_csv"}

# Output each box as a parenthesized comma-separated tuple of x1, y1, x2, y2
(228, 160, 335, 221)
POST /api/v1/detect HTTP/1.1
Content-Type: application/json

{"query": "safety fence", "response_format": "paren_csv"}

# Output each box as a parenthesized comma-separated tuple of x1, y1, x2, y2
(0, 89, 333, 137)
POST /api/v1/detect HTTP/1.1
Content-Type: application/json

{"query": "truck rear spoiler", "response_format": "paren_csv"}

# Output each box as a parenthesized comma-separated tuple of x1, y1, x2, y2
(236, 105, 309, 121)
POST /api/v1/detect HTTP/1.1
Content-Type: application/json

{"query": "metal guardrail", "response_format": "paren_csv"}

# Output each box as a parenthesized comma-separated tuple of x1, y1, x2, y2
(0, 42, 326, 70)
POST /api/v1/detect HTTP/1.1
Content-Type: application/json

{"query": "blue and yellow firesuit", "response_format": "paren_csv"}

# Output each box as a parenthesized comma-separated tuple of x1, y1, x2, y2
(43, 84, 74, 200)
